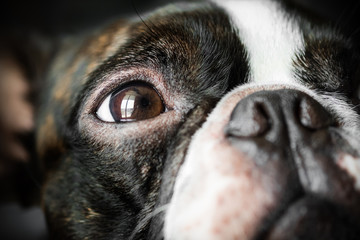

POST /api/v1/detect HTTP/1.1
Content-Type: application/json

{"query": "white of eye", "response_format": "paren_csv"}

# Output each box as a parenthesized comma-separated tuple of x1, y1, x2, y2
(96, 94, 115, 122)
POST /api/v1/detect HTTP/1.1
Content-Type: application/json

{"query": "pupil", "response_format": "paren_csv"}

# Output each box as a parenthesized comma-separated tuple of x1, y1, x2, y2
(140, 97, 150, 107)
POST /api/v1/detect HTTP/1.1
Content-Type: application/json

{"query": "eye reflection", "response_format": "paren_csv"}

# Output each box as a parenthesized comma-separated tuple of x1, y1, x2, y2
(120, 92, 136, 118)
(95, 82, 165, 123)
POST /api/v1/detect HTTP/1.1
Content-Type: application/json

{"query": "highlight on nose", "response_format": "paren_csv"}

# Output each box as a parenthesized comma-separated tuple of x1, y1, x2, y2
(298, 96, 335, 130)
(225, 100, 269, 138)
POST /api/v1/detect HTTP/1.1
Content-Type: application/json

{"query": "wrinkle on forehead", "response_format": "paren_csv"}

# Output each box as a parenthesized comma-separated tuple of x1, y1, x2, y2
(214, 0, 304, 85)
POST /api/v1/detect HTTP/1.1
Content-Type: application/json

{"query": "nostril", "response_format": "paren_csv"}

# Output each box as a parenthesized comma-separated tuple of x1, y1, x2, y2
(225, 101, 269, 138)
(298, 97, 335, 130)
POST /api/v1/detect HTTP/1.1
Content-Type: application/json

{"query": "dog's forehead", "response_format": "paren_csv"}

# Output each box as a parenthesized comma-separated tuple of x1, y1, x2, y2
(94, 2, 245, 96)
(77, 0, 352, 106)
(44, 0, 349, 110)
(116, 0, 304, 86)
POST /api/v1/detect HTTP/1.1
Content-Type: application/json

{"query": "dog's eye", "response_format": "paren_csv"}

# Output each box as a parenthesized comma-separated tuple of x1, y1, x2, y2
(96, 83, 165, 122)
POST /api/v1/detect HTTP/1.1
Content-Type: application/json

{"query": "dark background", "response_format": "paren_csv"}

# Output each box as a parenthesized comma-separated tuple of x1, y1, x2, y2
(0, 0, 359, 37)
(0, 0, 359, 240)
(0, 0, 169, 36)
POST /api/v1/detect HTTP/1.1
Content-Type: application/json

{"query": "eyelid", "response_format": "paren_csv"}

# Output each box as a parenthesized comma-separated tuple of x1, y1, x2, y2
(96, 94, 114, 122)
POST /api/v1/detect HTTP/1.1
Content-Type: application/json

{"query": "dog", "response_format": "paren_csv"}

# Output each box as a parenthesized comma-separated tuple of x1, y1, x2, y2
(1, 0, 360, 239)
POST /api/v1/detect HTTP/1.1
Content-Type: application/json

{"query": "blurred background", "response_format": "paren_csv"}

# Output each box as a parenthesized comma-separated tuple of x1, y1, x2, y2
(0, 0, 359, 37)
(0, 0, 168, 36)
(0, 0, 359, 239)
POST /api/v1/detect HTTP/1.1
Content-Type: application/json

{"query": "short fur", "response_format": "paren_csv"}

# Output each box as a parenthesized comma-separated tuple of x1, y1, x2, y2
(1, 0, 360, 239)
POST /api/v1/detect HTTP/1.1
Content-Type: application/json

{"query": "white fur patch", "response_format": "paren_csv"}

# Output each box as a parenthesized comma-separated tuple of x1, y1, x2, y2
(214, 0, 304, 84)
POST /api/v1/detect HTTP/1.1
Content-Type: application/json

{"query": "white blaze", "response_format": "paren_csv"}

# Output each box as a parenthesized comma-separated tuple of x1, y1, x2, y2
(214, 0, 304, 84)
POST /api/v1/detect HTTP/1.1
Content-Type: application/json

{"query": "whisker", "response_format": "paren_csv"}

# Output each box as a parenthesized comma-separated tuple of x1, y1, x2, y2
(350, 103, 360, 111)
(131, 0, 156, 35)
(334, 0, 358, 29)
(343, 0, 360, 27)
(129, 204, 170, 240)
(348, 26, 360, 40)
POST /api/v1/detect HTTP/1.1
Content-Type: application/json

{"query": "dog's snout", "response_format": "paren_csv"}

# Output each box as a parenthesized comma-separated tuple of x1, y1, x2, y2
(225, 89, 335, 141)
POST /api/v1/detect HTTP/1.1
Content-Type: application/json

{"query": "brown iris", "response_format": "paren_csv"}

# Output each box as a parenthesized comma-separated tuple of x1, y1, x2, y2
(109, 83, 165, 122)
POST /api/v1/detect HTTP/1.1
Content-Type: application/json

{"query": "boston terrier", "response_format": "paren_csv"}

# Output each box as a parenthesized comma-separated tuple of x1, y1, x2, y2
(1, 0, 360, 239)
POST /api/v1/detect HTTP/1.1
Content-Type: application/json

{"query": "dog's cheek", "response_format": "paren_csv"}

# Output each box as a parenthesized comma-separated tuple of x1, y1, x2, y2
(43, 113, 183, 239)
(79, 127, 176, 191)
(41, 146, 164, 239)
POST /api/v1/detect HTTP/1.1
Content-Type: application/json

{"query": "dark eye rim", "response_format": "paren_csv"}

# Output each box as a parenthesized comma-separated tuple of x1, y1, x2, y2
(94, 80, 168, 123)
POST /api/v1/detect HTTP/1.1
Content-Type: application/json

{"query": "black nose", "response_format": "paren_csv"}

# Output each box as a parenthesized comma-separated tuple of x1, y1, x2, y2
(224, 89, 360, 239)
(225, 89, 336, 143)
